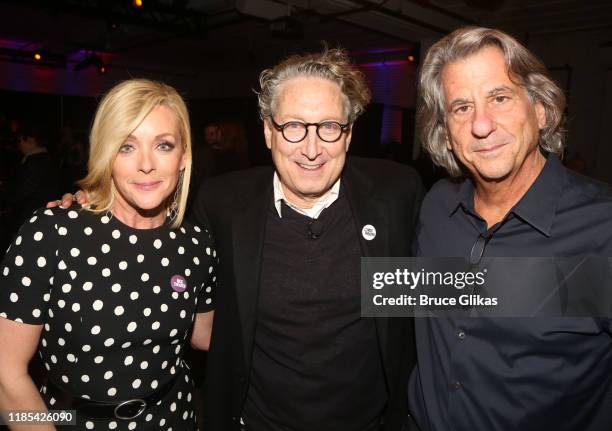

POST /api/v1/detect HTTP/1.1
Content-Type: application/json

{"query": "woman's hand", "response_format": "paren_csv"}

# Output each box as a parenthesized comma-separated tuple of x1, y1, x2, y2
(190, 311, 214, 351)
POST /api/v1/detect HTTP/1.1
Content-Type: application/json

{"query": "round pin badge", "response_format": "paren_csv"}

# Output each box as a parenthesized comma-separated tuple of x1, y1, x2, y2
(170, 275, 187, 293)
(362, 224, 376, 241)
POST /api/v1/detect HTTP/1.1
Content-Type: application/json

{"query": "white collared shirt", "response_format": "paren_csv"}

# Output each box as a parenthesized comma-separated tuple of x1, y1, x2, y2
(272, 172, 340, 219)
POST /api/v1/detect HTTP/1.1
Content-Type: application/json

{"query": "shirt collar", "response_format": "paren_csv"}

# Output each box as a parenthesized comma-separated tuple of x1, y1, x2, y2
(450, 154, 566, 236)
(273, 172, 341, 219)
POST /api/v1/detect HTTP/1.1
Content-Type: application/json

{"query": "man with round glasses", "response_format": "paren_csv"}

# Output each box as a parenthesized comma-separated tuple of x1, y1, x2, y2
(193, 48, 424, 431)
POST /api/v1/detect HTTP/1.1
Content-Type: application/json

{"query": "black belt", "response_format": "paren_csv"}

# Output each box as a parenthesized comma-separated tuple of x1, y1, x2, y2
(46, 375, 178, 420)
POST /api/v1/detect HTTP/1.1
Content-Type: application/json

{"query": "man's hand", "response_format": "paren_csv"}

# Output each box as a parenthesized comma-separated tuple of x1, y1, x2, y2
(46, 190, 88, 209)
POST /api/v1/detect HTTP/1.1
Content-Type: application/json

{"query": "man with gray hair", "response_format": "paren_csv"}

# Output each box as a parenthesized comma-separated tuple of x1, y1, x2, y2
(195, 49, 423, 431)
(409, 26, 612, 430)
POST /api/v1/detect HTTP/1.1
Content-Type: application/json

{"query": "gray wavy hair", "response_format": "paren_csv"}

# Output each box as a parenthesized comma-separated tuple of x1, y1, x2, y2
(257, 47, 371, 123)
(418, 26, 566, 176)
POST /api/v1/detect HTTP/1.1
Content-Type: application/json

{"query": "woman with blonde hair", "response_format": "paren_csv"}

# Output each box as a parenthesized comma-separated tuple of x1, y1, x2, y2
(0, 79, 215, 430)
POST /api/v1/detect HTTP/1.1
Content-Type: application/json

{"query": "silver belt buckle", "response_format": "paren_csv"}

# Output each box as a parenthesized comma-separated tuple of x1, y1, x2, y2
(114, 398, 147, 420)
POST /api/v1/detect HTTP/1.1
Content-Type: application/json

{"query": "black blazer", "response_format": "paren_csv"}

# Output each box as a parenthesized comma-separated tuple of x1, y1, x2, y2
(193, 156, 424, 431)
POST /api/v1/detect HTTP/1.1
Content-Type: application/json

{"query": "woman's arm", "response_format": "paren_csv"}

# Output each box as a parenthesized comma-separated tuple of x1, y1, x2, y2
(0, 318, 55, 431)
(190, 311, 214, 351)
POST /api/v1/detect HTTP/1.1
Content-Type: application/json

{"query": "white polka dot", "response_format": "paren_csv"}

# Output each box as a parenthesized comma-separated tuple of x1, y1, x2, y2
(132, 379, 141, 389)
(104, 338, 114, 347)
(130, 292, 139, 300)
(140, 361, 148, 369)
(183, 411, 188, 420)
(91, 325, 101, 335)
(82, 344, 91, 352)
(192, 237, 198, 244)
(154, 239, 162, 249)
(187, 392, 192, 402)
(33, 231, 43, 241)
(84, 227, 93, 235)
(102, 268, 111, 277)
(65, 323, 72, 332)
(112, 230, 120, 239)
(68, 210, 78, 219)
(180, 227, 186, 233)
(137, 254, 144, 263)
(15, 235, 22, 246)
(94, 356, 104, 364)
(114, 306, 124, 316)
(119, 261, 127, 270)
(141, 273, 149, 282)
(128, 422, 136, 430)
(58, 338, 65, 346)
(62, 283, 71, 293)
(29, 215, 37, 223)
(83, 282, 93, 291)
(169, 231, 176, 239)
(69, 270, 77, 279)
(143, 307, 151, 316)
(129, 235, 138, 244)
(92, 300, 104, 311)
(159, 418, 166, 426)
(107, 387, 116, 396)
(150, 380, 158, 389)
(170, 402, 176, 411)
(72, 303, 80, 312)
(58, 260, 67, 270)
(142, 338, 152, 346)
(60, 375, 69, 384)
(67, 353, 76, 362)
(44, 209, 53, 216)
(58, 227, 67, 236)
(2, 266, 8, 276)
(153, 286, 161, 294)
(193, 257, 200, 265)
(122, 341, 131, 349)
(43, 293, 50, 302)
(206, 286, 212, 293)
(86, 421, 94, 429)
(180, 310, 187, 319)
(185, 268, 191, 276)
(151, 321, 160, 330)
(145, 413, 153, 421)
(21, 276, 31, 287)
(206, 298, 212, 305)
(161, 258, 169, 266)
(81, 374, 89, 382)
(101, 243, 110, 253)
(169, 328, 178, 337)
(160, 304, 168, 312)
(87, 257, 97, 265)
(127, 322, 137, 332)
(48, 309, 54, 318)
(10, 292, 18, 302)
(15, 256, 23, 266)
(104, 371, 113, 379)
(172, 292, 179, 299)
(101, 215, 110, 224)
(178, 246, 185, 254)
(124, 355, 133, 366)
(57, 299, 65, 308)
(111, 283, 121, 293)
(32, 309, 41, 318)
(152, 345, 160, 354)
(70, 248, 80, 257)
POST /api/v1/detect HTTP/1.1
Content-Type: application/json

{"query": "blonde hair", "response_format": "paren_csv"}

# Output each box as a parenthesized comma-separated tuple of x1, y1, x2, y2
(257, 47, 371, 122)
(79, 79, 192, 228)
(418, 26, 566, 176)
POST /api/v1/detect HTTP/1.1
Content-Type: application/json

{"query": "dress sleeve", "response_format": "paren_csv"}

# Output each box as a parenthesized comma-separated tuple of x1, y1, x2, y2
(196, 233, 217, 314)
(0, 208, 59, 324)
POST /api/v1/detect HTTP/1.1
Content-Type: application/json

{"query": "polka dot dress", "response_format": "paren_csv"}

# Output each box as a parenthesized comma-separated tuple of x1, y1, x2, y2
(0, 205, 216, 430)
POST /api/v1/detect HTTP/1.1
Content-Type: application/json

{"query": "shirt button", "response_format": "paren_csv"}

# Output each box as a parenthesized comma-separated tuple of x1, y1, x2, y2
(452, 381, 462, 390)
(457, 330, 466, 340)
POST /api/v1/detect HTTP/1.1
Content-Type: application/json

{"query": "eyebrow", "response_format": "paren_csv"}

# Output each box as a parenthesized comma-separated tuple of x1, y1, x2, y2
(447, 85, 516, 111)
(126, 133, 177, 141)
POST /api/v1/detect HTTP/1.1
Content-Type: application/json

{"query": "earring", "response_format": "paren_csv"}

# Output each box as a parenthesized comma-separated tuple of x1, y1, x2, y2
(168, 170, 183, 222)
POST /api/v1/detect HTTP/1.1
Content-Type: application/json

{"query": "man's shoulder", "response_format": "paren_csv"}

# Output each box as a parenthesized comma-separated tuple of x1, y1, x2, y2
(346, 156, 423, 196)
(200, 166, 273, 194)
(347, 156, 419, 179)
(422, 177, 465, 210)
(565, 169, 612, 203)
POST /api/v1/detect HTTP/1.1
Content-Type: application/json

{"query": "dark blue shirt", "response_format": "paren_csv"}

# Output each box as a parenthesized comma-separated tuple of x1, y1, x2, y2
(408, 155, 612, 431)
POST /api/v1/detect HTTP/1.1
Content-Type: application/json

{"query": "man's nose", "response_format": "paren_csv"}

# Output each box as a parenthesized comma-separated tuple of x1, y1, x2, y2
(302, 126, 323, 160)
(471, 104, 496, 138)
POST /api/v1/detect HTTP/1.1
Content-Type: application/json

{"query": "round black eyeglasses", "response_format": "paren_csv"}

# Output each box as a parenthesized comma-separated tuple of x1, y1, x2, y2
(269, 117, 350, 143)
